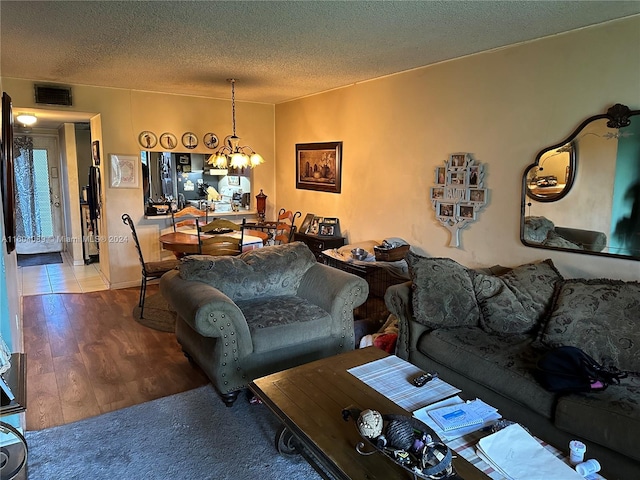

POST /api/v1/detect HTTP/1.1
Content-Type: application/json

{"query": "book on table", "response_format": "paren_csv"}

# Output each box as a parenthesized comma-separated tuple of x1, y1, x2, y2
(427, 401, 485, 431)
(413, 396, 502, 441)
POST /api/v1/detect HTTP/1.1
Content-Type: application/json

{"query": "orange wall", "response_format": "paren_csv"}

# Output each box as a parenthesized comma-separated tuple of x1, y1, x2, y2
(274, 16, 640, 280)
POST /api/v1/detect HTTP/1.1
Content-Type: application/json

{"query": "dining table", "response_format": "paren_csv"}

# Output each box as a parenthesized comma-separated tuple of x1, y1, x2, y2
(159, 229, 266, 256)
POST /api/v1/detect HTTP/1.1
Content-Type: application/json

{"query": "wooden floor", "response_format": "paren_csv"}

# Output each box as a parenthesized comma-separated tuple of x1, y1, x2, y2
(23, 284, 209, 431)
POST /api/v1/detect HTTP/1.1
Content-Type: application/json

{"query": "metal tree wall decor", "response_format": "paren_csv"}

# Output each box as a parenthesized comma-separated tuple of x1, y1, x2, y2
(430, 153, 488, 247)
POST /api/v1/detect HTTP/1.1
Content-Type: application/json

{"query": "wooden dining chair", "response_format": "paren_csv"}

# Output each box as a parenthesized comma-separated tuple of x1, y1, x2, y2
(243, 228, 269, 246)
(171, 205, 208, 232)
(274, 209, 301, 244)
(197, 218, 246, 256)
(122, 213, 180, 318)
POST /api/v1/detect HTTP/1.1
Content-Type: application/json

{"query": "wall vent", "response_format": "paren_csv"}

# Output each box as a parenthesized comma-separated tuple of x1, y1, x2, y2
(34, 84, 73, 106)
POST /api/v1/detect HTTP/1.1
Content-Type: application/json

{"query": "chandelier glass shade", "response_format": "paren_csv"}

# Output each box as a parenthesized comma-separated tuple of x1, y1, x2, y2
(207, 79, 264, 170)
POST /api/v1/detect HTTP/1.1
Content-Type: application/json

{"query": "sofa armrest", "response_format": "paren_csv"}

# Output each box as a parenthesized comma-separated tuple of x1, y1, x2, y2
(385, 281, 431, 361)
(297, 263, 369, 341)
(554, 226, 607, 252)
(160, 270, 253, 356)
(385, 281, 412, 359)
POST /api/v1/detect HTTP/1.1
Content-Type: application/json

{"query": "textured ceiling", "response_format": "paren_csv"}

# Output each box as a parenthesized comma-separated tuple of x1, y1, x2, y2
(1, 1, 640, 107)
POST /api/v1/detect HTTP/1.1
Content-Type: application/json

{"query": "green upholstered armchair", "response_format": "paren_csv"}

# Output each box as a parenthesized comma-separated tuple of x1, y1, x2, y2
(160, 242, 368, 406)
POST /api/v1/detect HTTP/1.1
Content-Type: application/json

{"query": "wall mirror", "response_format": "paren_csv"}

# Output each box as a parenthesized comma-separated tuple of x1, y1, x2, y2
(521, 103, 640, 260)
(141, 151, 252, 215)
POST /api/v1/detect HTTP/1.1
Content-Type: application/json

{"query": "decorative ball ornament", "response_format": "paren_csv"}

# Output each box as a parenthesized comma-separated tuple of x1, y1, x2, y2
(385, 419, 415, 451)
(357, 409, 383, 439)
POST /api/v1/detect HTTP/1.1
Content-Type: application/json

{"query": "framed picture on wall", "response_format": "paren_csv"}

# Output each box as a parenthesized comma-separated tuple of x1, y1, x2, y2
(92, 140, 100, 166)
(110, 154, 139, 188)
(296, 141, 342, 193)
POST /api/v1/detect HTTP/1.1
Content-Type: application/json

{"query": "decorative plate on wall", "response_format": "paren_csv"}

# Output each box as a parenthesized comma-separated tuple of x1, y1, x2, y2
(138, 131, 157, 149)
(159, 132, 177, 150)
(181, 132, 198, 150)
(203, 132, 219, 149)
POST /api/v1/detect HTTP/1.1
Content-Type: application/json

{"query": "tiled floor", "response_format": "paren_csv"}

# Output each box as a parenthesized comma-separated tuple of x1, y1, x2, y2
(20, 254, 108, 295)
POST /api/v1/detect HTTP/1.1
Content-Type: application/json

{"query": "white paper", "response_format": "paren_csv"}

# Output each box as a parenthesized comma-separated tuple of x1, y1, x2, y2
(476, 424, 583, 480)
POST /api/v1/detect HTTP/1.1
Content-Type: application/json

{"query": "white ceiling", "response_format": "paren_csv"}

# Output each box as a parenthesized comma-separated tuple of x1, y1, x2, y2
(2, 1, 639, 127)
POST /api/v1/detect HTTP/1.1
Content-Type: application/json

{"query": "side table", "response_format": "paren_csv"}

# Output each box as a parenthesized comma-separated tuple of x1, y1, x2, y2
(1, 353, 27, 480)
(320, 252, 410, 321)
(293, 232, 346, 261)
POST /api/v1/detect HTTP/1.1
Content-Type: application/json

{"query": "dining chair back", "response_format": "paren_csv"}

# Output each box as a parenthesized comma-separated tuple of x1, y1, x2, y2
(198, 218, 246, 256)
(274, 209, 301, 244)
(122, 213, 180, 318)
(171, 205, 208, 232)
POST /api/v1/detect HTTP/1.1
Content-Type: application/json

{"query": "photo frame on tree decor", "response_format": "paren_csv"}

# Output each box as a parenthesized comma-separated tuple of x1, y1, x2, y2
(430, 152, 488, 248)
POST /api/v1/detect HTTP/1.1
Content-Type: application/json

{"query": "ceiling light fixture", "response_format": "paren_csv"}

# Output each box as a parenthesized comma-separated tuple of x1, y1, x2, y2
(207, 79, 264, 171)
(16, 114, 37, 126)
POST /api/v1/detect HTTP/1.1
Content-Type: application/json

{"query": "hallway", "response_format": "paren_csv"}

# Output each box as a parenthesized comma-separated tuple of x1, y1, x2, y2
(19, 254, 108, 296)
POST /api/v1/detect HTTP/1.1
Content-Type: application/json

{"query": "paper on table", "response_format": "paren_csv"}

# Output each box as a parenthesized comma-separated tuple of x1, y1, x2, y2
(348, 355, 460, 411)
(476, 424, 583, 480)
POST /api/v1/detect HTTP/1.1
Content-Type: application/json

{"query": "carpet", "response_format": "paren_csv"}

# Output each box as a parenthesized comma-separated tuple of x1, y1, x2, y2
(133, 292, 176, 332)
(16, 252, 63, 267)
(25, 385, 321, 480)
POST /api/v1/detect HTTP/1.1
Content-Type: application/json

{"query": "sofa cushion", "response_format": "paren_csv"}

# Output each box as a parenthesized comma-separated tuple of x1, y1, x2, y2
(416, 327, 557, 419)
(472, 259, 562, 335)
(238, 296, 331, 352)
(554, 374, 640, 462)
(406, 252, 479, 329)
(178, 242, 317, 301)
(540, 279, 640, 372)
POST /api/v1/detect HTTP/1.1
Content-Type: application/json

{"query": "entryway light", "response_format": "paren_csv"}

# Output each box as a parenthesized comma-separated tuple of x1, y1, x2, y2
(16, 114, 37, 126)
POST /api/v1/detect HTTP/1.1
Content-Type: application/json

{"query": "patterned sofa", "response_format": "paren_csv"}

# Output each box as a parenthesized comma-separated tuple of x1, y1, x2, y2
(161, 242, 368, 406)
(385, 252, 640, 479)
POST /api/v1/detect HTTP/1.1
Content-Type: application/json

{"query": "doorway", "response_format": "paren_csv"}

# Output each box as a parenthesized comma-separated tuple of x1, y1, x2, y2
(13, 135, 64, 254)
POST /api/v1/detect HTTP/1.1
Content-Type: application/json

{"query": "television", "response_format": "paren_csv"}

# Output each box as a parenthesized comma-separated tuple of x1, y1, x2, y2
(1, 92, 16, 253)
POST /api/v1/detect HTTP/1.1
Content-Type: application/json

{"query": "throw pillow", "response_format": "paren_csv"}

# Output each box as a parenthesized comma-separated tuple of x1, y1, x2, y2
(473, 259, 563, 335)
(178, 242, 317, 301)
(406, 252, 479, 329)
(540, 279, 640, 372)
(523, 216, 555, 244)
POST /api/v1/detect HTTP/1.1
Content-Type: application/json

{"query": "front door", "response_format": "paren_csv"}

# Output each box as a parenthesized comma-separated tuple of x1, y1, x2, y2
(14, 135, 64, 254)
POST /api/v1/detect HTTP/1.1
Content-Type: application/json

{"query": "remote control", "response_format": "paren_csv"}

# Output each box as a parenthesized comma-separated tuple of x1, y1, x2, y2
(412, 372, 438, 387)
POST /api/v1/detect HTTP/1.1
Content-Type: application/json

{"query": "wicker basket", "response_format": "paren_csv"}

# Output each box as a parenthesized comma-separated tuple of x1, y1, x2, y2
(374, 244, 410, 262)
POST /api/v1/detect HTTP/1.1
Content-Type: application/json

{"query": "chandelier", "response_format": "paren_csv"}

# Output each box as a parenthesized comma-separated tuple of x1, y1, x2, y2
(208, 79, 264, 170)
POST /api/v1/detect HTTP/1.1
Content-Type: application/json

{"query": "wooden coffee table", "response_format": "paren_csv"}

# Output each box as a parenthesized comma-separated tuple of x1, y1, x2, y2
(250, 347, 490, 480)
